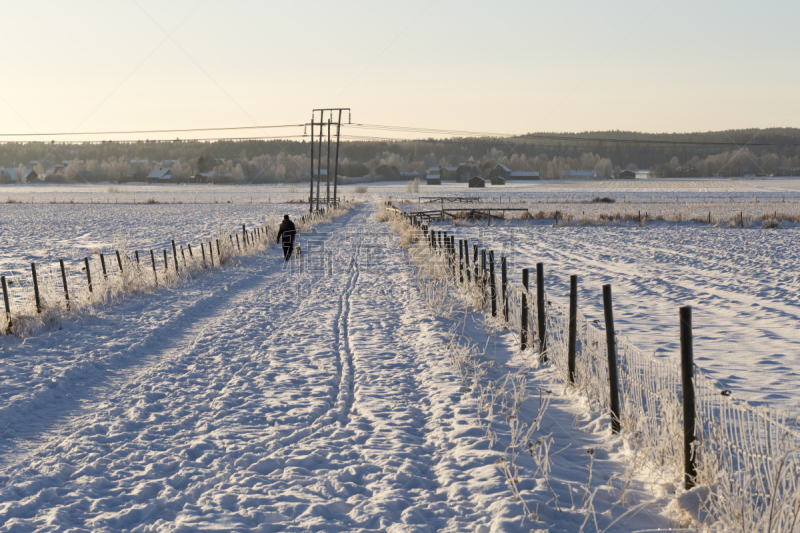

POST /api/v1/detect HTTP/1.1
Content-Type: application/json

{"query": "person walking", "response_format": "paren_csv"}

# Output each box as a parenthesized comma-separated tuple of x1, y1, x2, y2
(276, 214, 297, 261)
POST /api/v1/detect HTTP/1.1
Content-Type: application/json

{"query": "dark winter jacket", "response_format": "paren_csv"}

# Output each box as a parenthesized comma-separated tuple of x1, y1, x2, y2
(276, 219, 297, 244)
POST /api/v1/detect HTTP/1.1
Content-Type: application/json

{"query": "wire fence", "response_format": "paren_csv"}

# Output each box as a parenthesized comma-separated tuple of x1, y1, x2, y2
(0, 203, 355, 337)
(399, 209, 800, 532)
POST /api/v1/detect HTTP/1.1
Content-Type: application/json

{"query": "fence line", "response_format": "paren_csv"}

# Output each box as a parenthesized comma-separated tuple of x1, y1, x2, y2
(0, 203, 354, 336)
(397, 208, 800, 532)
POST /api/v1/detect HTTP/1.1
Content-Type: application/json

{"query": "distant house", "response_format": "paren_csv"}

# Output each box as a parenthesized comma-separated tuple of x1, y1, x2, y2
(426, 167, 441, 180)
(509, 171, 539, 180)
(146, 169, 172, 184)
(0, 168, 38, 183)
(635, 170, 651, 179)
(618, 170, 636, 179)
(426, 176, 441, 185)
(490, 176, 506, 185)
(488, 164, 512, 181)
(190, 172, 210, 184)
(468, 177, 486, 188)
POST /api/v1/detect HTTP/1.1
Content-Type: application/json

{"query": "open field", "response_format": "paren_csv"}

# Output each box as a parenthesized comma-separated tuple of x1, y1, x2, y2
(0, 188, 798, 530)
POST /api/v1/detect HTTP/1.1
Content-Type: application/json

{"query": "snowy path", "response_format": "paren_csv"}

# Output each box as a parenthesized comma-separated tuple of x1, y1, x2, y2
(0, 204, 669, 531)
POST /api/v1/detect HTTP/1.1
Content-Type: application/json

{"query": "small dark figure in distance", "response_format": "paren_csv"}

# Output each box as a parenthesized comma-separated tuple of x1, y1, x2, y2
(276, 215, 296, 261)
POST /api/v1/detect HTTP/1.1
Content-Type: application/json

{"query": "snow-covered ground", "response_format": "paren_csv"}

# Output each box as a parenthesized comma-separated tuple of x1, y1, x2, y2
(0, 203, 674, 531)
(1, 180, 799, 530)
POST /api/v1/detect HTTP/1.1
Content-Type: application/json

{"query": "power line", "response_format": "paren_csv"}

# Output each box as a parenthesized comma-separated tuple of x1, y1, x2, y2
(0, 124, 305, 137)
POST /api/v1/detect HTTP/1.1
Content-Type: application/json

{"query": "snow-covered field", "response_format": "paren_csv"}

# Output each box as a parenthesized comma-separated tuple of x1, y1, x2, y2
(0, 179, 799, 530)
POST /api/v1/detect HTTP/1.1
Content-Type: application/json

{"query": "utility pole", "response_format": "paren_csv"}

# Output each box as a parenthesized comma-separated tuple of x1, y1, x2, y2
(316, 115, 323, 212)
(308, 108, 350, 212)
(309, 116, 314, 213)
(333, 109, 342, 207)
(326, 117, 331, 206)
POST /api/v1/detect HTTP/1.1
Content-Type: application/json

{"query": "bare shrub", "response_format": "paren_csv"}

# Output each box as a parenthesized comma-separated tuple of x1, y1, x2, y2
(405, 178, 419, 193)
(591, 197, 616, 203)
(354, 185, 369, 194)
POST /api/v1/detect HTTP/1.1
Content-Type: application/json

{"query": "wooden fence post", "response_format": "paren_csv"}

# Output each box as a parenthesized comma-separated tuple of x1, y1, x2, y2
(459, 240, 464, 284)
(242, 224, 247, 248)
(501, 256, 508, 322)
(602, 284, 621, 434)
(450, 236, 456, 279)
(60, 259, 70, 309)
(85, 257, 93, 293)
(537, 263, 547, 362)
(31, 263, 41, 314)
(216, 239, 221, 260)
(489, 251, 497, 317)
(135, 250, 140, 265)
(521, 268, 529, 350)
(201, 243, 207, 266)
(680, 306, 698, 489)
(100, 253, 108, 280)
(568, 275, 578, 384)
(181, 245, 186, 266)
(209, 242, 214, 267)
(172, 240, 179, 272)
(235, 234, 241, 252)
(464, 239, 471, 283)
(163, 250, 168, 272)
(150, 250, 157, 285)
(473, 245, 478, 283)
(481, 249, 487, 304)
(1, 276, 11, 332)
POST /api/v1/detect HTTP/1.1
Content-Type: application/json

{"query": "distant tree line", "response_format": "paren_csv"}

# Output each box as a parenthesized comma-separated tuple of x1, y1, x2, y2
(1, 127, 798, 182)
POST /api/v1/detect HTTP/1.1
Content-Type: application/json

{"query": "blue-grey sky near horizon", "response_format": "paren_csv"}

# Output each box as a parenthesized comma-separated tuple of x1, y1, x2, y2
(1, 0, 798, 142)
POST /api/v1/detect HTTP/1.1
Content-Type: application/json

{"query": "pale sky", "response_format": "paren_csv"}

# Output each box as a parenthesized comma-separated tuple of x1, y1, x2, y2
(1, 0, 798, 142)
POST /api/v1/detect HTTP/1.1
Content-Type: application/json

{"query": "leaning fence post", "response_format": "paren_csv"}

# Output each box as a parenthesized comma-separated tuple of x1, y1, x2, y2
(135, 250, 140, 265)
(568, 275, 578, 384)
(172, 240, 179, 272)
(60, 259, 70, 309)
(242, 224, 247, 247)
(187, 244, 193, 258)
(602, 284, 621, 434)
(236, 234, 241, 252)
(100, 253, 108, 280)
(163, 250, 168, 272)
(501, 256, 508, 323)
(116, 250, 124, 273)
(201, 242, 207, 266)
(521, 268, 529, 350)
(150, 250, 158, 285)
(85, 257, 93, 293)
(489, 251, 497, 317)
(680, 306, 698, 489)
(1, 276, 11, 332)
(209, 242, 214, 267)
(216, 239, 221, 260)
(537, 263, 547, 362)
(31, 263, 41, 314)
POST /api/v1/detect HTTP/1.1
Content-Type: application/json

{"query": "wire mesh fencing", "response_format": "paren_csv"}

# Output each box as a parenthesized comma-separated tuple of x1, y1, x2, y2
(399, 210, 800, 532)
